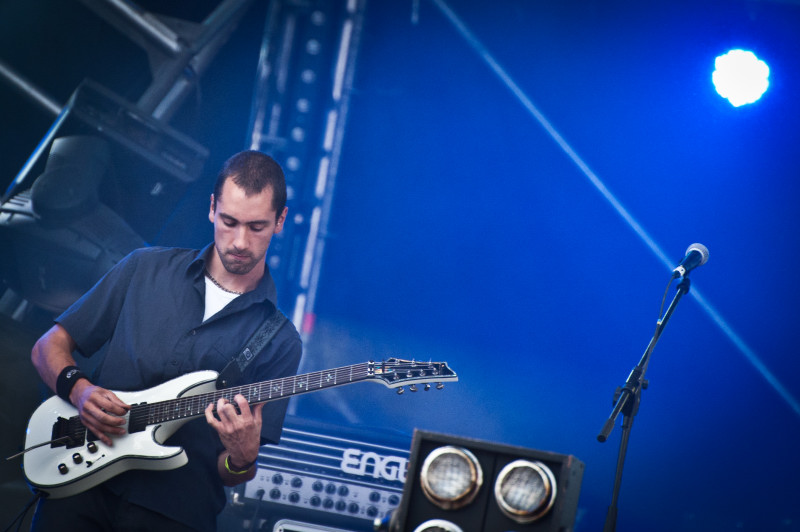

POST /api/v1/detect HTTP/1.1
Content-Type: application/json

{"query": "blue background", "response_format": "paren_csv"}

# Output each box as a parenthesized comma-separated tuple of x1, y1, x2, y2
(293, 2, 800, 531)
(2, 1, 799, 531)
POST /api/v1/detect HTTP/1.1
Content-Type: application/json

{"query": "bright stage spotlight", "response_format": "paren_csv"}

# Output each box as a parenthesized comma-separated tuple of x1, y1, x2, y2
(712, 49, 770, 107)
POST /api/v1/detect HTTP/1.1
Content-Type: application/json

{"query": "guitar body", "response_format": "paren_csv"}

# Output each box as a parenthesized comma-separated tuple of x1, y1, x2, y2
(23, 370, 219, 499)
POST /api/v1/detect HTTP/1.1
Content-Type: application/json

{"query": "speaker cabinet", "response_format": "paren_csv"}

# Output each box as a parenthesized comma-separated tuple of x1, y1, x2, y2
(392, 430, 584, 532)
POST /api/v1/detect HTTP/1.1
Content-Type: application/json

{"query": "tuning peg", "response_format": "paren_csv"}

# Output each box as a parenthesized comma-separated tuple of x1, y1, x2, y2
(424, 384, 431, 391)
(436, 383, 444, 390)
(409, 384, 418, 392)
(396, 387, 404, 395)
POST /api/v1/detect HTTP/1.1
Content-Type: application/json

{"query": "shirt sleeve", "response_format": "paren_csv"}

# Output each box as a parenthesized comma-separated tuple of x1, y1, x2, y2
(55, 249, 140, 357)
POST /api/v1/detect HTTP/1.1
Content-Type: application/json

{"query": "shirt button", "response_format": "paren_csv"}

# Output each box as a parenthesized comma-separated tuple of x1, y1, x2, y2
(191, 330, 197, 336)
(171, 360, 178, 366)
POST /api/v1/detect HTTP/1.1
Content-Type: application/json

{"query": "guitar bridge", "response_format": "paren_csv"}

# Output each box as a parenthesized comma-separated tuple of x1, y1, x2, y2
(51, 416, 88, 449)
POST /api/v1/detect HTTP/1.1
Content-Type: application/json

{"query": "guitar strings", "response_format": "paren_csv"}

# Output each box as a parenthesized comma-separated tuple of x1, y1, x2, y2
(127, 361, 443, 427)
(132, 361, 439, 426)
(132, 362, 378, 425)
(69, 360, 444, 445)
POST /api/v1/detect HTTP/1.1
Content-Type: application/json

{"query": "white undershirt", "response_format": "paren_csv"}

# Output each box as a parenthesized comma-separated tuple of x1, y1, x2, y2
(203, 276, 240, 321)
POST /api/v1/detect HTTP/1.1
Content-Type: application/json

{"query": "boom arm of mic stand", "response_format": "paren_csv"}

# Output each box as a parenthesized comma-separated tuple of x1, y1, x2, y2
(596, 276, 691, 532)
(598, 276, 691, 442)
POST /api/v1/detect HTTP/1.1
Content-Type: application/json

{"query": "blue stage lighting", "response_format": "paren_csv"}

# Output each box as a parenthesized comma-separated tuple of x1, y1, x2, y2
(712, 49, 770, 107)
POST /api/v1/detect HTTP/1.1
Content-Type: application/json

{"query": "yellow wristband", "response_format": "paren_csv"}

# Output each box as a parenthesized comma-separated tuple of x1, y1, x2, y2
(225, 454, 255, 474)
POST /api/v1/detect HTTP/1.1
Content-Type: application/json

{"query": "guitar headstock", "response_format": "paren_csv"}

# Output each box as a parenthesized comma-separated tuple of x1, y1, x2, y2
(370, 358, 458, 393)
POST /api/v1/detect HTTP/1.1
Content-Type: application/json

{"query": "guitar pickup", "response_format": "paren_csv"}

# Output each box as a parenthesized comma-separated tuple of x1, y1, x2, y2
(128, 403, 148, 433)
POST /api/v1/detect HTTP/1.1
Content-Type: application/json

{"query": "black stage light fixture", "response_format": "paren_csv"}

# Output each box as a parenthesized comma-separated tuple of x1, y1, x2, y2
(0, 80, 207, 314)
(3, 80, 208, 242)
(390, 430, 584, 532)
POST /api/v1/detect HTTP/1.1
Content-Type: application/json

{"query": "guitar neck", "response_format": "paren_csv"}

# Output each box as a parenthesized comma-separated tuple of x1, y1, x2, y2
(130, 362, 376, 429)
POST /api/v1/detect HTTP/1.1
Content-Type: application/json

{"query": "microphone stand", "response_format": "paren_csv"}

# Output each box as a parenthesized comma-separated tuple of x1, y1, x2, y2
(596, 275, 692, 532)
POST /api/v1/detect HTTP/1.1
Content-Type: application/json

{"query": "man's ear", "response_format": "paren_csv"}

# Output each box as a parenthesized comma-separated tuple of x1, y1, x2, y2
(276, 206, 288, 233)
(208, 194, 216, 224)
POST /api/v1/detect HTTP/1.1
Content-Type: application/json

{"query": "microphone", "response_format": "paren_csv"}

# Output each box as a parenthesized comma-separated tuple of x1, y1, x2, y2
(672, 243, 709, 278)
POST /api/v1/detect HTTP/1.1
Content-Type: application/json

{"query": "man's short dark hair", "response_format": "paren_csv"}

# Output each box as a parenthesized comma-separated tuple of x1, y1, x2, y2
(213, 151, 287, 216)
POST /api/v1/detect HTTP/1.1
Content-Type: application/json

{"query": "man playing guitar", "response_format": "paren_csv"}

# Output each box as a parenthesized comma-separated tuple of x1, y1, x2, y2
(29, 151, 302, 531)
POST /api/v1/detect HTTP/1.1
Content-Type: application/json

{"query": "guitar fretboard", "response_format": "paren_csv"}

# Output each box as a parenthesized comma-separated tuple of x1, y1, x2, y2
(130, 362, 378, 429)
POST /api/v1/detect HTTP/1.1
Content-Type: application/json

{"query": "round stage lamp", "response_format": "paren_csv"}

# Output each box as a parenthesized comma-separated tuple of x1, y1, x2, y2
(419, 446, 483, 510)
(712, 49, 769, 107)
(412, 520, 464, 532)
(494, 459, 557, 523)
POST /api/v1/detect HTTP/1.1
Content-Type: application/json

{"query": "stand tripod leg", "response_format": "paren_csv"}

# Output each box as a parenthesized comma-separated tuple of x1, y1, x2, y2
(604, 410, 635, 532)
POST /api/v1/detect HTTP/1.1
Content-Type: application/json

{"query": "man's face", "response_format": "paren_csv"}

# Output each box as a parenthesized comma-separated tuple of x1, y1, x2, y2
(209, 178, 287, 276)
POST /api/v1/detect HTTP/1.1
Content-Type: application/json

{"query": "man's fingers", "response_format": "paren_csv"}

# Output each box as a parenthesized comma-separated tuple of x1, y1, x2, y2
(73, 385, 131, 447)
(86, 398, 127, 427)
(95, 389, 130, 415)
(204, 402, 219, 426)
(215, 397, 240, 422)
(81, 416, 118, 446)
(87, 427, 113, 447)
(104, 393, 131, 415)
(233, 395, 251, 419)
(210, 396, 261, 429)
(97, 409, 127, 429)
(78, 386, 129, 419)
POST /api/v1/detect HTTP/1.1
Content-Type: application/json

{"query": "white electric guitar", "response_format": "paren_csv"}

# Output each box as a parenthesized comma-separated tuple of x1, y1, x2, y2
(18, 358, 457, 499)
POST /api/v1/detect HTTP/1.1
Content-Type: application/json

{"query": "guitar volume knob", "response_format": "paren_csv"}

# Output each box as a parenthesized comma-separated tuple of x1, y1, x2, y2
(72, 453, 83, 464)
(58, 463, 69, 475)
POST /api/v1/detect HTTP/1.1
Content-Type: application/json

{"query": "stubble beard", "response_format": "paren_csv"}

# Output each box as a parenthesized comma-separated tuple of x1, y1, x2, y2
(217, 245, 260, 276)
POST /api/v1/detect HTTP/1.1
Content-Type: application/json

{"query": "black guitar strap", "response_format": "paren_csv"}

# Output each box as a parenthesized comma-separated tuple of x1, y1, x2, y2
(215, 308, 288, 389)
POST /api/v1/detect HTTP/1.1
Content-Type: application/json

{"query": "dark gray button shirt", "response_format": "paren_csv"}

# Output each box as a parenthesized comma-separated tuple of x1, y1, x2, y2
(57, 244, 302, 530)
